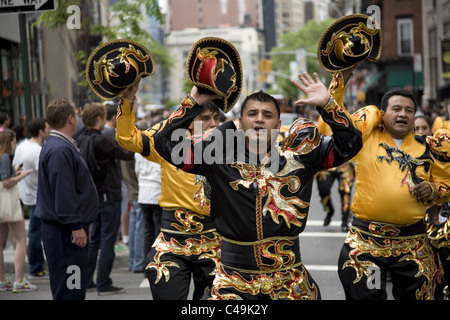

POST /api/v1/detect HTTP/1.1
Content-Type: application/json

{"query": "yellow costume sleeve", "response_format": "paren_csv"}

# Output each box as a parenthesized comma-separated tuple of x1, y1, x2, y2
(115, 98, 210, 215)
(115, 98, 167, 164)
(325, 71, 383, 142)
(432, 116, 450, 134)
(426, 129, 450, 204)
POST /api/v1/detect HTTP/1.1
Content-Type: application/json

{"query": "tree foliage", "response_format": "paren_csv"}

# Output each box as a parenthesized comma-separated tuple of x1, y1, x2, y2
(270, 18, 335, 100)
(35, 0, 169, 100)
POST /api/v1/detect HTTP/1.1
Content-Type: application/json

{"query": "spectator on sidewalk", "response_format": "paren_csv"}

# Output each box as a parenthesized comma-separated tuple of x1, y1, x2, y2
(12, 117, 51, 279)
(75, 102, 134, 296)
(35, 98, 98, 299)
(0, 129, 35, 293)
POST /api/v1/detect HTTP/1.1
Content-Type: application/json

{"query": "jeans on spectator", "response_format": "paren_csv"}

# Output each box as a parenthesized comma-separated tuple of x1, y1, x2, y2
(86, 201, 121, 291)
(128, 200, 145, 271)
(26, 205, 45, 275)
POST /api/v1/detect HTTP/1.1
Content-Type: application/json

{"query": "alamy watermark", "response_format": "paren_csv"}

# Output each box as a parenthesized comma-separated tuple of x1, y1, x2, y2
(366, 265, 381, 290)
(66, 5, 81, 30)
(170, 121, 281, 171)
(66, 265, 81, 290)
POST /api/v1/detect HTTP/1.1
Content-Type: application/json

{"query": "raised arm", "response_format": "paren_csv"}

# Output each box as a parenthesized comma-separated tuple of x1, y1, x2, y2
(292, 72, 362, 168)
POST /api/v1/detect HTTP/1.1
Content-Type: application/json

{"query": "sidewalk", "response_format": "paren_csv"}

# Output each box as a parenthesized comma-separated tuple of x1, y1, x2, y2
(2, 219, 129, 275)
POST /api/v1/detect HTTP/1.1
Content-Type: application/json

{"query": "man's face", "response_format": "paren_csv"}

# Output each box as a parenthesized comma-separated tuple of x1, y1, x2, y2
(382, 95, 415, 139)
(189, 109, 220, 132)
(239, 100, 281, 151)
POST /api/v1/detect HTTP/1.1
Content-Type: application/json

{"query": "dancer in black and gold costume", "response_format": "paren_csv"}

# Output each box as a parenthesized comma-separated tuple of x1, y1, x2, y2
(315, 14, 450, 300)
(330, 71, 450, 300)
(116, 100, 221, 300)
(123, 67, 363, 300)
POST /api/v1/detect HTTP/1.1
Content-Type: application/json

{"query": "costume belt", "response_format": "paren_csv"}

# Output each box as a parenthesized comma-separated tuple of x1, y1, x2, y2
(351, 216, 426, 238)
(160, 208, 216, 236)
(220, 236, 302, 273)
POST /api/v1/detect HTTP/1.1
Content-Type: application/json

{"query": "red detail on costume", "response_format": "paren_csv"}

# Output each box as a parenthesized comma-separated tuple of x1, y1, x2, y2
(323, 149, 335, 168)
(182, 147, 194, 171)
(198, 59, 216, 88)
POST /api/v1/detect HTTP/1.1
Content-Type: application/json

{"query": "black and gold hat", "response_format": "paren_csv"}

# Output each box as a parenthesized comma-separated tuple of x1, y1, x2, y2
(318, 14, 382, 72)
(186, 37, 242, 113)
(86, 39, 155, 100)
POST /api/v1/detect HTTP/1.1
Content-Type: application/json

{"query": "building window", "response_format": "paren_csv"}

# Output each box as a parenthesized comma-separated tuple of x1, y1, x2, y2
(397, 17, 414, 56)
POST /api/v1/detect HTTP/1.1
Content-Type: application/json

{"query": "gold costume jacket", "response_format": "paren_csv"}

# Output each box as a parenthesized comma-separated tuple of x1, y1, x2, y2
(115, 101, 210, 216)
(329, 73, 450, 225)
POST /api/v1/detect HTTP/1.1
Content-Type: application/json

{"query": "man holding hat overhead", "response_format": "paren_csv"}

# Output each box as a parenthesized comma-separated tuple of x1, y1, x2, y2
(87, 39, 221, 299)
(120, 36, 363, 300)
(317, 14, 450, 300)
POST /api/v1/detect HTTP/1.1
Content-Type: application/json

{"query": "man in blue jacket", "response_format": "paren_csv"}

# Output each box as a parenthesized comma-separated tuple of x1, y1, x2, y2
(35, 98, 99, 300)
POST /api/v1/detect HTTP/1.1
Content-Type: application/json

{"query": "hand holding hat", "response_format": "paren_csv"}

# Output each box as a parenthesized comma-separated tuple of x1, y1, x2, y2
(189, 86, 222, 107)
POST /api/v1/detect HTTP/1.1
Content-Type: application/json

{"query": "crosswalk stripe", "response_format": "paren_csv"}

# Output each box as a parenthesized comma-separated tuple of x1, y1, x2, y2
(305, 265, 338, 271)
(300, 232, 347, 237)
(306, 220, 342, 227)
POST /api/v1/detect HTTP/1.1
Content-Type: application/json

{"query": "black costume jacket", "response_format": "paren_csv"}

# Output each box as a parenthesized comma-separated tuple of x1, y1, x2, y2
(153, 95, 362, 273)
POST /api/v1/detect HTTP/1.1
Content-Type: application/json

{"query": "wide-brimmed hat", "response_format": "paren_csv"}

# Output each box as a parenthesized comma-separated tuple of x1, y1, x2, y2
(186, 37, 242, 113)
(86, 39, 155, 100)
(318, 14, 382, 72)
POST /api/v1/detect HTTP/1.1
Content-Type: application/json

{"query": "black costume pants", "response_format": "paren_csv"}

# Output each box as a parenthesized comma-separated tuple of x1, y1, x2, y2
(338, 217, 437, 300)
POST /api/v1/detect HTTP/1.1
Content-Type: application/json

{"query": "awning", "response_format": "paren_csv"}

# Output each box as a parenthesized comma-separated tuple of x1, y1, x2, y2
(386, 70, 423, 89)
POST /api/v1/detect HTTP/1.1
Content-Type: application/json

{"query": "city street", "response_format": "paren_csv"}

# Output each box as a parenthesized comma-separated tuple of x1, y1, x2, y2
(1, 179, 393, 301)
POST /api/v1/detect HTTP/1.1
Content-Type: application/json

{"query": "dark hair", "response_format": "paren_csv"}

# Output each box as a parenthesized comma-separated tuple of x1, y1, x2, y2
(106, 105, 118, 121)
(202, 101, 220, 116)
(414, 115, 432, 128)
(27, 117, 48, 137)
(380, 88, 417, 112)
(46, 98, 76, 129)
(240, 90, 280, 118)
(0, 112, 10, 126)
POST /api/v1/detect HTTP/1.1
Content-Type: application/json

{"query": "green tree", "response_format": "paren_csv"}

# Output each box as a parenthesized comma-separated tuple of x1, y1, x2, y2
(35, 0, 170, 100)
(270, 18, 335, 101)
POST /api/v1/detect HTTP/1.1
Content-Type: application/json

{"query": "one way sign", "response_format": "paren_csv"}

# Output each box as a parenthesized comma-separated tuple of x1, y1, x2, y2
(0, 0, 55, 14)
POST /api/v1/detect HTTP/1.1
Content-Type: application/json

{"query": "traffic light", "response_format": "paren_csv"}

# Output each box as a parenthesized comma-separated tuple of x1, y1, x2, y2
(259, 58, 272, 82)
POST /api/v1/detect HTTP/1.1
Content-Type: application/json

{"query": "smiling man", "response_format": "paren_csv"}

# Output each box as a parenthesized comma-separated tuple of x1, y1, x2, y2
(330, 76, 450, 299)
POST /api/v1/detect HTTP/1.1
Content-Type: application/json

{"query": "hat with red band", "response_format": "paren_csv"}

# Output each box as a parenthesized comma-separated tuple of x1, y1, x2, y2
(186, 37, 242, 113)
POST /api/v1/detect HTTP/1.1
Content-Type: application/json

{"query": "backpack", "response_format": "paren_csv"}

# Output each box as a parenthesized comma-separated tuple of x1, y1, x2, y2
(76, 130, 108, 187)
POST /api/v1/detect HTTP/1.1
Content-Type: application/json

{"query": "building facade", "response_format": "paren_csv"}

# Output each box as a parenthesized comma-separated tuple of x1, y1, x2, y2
(422, 0, 450, 105)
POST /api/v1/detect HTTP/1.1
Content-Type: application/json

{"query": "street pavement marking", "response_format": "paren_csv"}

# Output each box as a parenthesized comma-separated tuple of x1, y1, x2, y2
(306, 220, 342, 226)
(305, 265, 338, 271)
(140, 279, 150, 288)
(300, 232, 347, 237)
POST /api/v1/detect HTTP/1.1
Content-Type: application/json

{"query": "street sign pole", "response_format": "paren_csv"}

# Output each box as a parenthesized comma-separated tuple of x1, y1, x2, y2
(19, 13, 33, 120)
